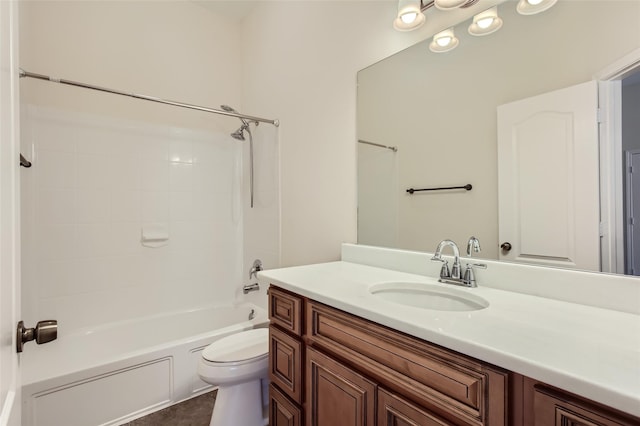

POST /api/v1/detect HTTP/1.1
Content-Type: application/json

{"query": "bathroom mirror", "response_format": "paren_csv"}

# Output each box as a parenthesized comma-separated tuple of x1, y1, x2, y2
(357, 0, 640, 274)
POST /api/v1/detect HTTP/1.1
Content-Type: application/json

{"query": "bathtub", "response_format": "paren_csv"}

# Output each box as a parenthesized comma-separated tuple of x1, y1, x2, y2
(21, 302, 268, 426)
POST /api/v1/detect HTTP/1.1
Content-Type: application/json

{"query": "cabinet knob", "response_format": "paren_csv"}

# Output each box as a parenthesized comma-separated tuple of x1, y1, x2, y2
(500, 242, 512, 252)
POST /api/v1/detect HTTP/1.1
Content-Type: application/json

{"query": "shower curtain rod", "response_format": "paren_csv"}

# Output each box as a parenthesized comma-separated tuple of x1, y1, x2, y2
(358, 139, 398, 152)
(19, 69, 280, 127)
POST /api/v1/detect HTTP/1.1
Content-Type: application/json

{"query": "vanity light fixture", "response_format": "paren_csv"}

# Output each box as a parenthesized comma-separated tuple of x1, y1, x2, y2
(429, 28, 459, 53)
(468, 6, 503, 36)
(393, 0, 478, 32)
(516, 0, 557, 15)
(434, 0, 470, 10)
(393, 0, 426, 31)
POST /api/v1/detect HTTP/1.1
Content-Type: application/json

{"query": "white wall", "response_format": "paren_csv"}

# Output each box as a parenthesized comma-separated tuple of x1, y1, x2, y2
(240, 0, 502, 266)
(19, 1, 241, 133)
(18, 1, 261, 331)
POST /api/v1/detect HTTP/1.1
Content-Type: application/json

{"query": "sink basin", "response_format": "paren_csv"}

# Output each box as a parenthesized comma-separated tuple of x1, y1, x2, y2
(370, 282, 489, 312)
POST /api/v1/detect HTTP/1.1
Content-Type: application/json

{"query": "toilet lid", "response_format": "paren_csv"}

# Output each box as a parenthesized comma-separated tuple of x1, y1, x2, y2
(202, 328, 269, 363)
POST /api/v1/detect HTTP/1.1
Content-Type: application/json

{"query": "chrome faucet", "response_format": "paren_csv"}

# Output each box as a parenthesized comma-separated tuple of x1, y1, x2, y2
(431, 239, 462, 280)
(463, 236, 486, 287)
(467, 236, 481, 257)
(431, 238, 486, 287)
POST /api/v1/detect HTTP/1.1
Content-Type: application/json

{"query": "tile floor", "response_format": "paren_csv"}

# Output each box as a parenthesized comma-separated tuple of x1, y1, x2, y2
(122, 390, 216, 426)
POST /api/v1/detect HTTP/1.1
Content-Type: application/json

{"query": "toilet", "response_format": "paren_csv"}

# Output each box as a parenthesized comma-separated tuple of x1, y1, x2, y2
(198, 328, 269, 426)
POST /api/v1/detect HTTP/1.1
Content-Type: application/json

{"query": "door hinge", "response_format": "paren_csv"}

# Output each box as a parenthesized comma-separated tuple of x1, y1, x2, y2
(597, 107, 605, 124)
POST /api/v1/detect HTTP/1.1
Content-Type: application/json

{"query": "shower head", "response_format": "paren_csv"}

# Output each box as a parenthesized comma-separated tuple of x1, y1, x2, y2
(231, 126, 246, 141)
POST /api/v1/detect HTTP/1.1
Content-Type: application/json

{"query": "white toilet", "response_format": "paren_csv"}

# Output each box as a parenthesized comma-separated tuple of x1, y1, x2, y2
(197, 328, 269, 426)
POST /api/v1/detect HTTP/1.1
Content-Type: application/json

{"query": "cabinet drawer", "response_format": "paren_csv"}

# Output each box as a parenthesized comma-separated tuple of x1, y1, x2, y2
(378, 388, 454, 426)
(307, 301, 508, 425)
(269, 286, 303, 336)
(270, 384, 302, 426)
(270, 325, 303, 404)
(531, 384, 639, 426)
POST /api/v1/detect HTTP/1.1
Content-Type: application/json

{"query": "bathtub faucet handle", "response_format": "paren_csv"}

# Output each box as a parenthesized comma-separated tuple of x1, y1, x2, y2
(249, 259, 263, 280)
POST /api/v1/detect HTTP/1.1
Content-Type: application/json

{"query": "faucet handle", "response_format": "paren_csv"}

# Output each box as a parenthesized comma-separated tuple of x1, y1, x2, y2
(249, 259, 263, 280)
(439, 260, 451, 279)
(463, 263, 486, 287)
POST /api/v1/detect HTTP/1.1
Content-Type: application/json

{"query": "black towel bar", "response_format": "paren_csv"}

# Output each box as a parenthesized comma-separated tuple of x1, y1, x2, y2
(406, 184, 472, 194)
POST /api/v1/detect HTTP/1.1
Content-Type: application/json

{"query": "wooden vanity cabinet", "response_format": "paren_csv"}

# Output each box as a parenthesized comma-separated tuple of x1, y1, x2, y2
(521, 377, 640, 426)
(305, 300, 508, 426)
(268, 286, 640, 426)
(268, 286, 508, 426)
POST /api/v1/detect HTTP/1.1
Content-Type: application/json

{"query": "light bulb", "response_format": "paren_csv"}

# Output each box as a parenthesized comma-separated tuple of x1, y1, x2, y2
(468, 6, 503, 36)
(393, 0, 425, 31)
(477, 17, 494, 29)
(401, 12, 417, 24)
(429, 27, 458, 53)
(517, 0, 557, 15)
(436, 36, 452, 47)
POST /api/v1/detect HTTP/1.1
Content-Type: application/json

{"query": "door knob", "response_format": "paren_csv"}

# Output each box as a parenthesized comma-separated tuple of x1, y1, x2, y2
(500, 242, 512, 252)
(17, 320, 57, 353)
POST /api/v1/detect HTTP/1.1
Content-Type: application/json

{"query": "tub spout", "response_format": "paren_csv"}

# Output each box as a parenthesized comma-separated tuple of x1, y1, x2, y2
(243, 283, 260, 294)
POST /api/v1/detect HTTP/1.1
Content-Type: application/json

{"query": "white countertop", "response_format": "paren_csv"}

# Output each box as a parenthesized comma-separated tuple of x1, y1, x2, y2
(259, 260, 640, 417)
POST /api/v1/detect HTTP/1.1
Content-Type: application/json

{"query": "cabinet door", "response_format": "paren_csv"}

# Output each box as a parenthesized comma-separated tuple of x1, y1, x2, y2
(378, 388, 454, 426)
(532, 384, 638, 426)
(306, 347, 376, 426)
(270, 384, 302, 426)
(270, 326, 303, 403)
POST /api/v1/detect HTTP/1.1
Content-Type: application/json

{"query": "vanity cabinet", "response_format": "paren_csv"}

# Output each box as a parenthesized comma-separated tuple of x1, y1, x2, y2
(268, 286, 507, 426)
(522, 378, 640, 426)
(306, 300, 508, 426)
(269, 287, 305, 426)
(268, 285, 640, 426)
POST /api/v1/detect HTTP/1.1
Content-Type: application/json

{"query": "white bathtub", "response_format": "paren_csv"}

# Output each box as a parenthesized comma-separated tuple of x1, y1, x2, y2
(21, 302, 269, 426)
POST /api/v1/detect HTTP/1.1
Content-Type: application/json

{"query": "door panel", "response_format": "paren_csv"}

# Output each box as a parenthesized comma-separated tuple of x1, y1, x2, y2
(0, 1, 21, 425)
(498, 81, 600, 271)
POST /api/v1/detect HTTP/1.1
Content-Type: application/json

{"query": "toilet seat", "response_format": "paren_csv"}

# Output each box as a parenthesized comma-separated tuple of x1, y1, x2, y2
(202, 328, 268, 364)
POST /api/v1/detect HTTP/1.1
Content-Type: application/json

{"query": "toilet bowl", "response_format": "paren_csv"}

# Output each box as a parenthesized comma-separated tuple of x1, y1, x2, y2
(197, 328, 269, 426)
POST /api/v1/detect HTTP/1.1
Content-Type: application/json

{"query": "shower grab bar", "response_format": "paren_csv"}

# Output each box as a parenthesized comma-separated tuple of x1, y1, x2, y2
(19, 69, 280, 127)
(20, 153, 32, 168)
(406, 184, 472, 194)
(358, 139, 398, 152)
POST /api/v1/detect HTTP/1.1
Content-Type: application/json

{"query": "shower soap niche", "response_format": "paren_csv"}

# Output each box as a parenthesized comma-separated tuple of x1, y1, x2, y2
(141, 224, 169, 248)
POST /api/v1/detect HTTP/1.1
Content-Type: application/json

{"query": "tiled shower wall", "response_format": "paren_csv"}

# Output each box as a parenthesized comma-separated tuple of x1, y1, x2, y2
(21, 106, 244, 333)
